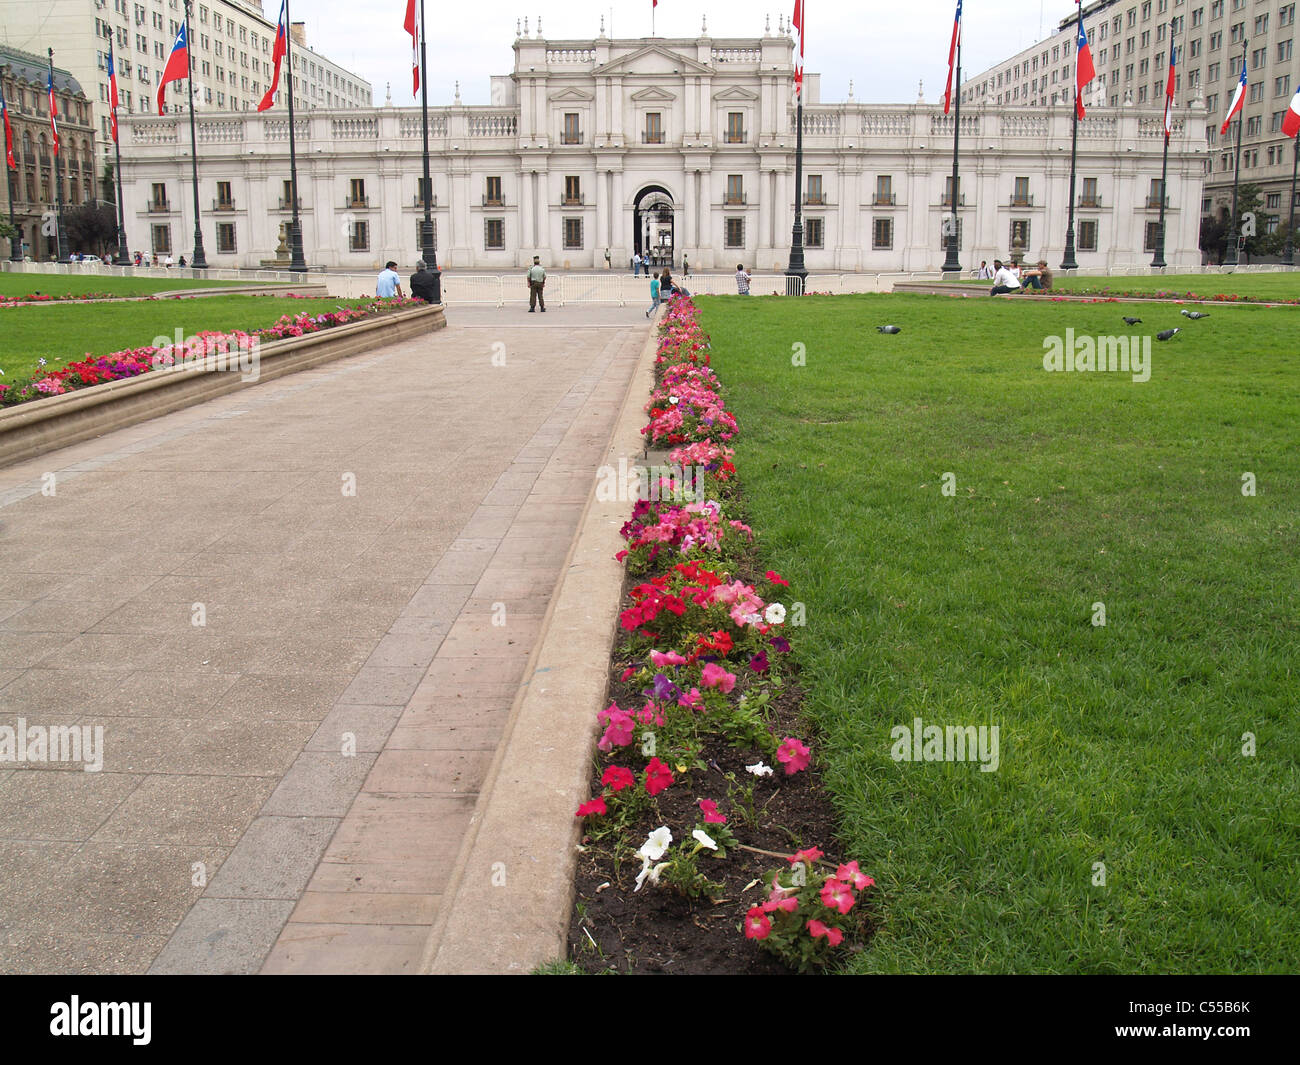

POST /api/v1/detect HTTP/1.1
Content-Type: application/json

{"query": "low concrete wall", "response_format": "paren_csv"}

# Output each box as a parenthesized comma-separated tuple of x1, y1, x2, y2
(0, 303, 445, 467)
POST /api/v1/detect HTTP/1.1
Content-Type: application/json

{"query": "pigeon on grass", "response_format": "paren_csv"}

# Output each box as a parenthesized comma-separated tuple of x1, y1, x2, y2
(1156, 328, 1180, 341)
(1122, 316, 1142, 325)
(876, 325, 902, 334)
(1181, 310, 1210, 320)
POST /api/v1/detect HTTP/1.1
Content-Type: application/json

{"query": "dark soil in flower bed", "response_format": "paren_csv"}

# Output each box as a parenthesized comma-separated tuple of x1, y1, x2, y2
(566, 555, 876, 974)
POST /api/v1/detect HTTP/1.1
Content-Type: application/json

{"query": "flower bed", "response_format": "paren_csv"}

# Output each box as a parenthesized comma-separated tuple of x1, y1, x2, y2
(0, 298, 421, 407)
(568, 295, 876, 974)
(0, 291, 119, 306)
(1056, 286, 1300, 305)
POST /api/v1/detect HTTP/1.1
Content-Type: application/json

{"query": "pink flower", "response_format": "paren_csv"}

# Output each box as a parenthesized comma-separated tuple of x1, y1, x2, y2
(650, 650, 688, 668)
(596, 703, 636, 751)
(762, 895, 799, 914)
(619, 665, 636, 681)
(744, 906, 772, 940)
(789, 847, 824, 866)
(575, 796, 607, 817)
(777, 737, 811, 775)
(820, 877, 855, 916)
(765, 570, 790, 586)
(602, 766, 635, 792)
(678, 687, 704, 711)
(698, 799, 728, 824)
(700, 662, 736, 693)
(807, 919, 844, 945)
(644, 757, 674, 796)
(836, 861, 874, 891)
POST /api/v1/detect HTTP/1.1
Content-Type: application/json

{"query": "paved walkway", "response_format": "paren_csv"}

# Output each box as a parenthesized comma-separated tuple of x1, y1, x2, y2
(0, 303, 648, 974)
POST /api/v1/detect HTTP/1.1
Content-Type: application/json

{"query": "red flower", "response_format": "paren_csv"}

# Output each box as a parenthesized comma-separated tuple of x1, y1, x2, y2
(765, 570, 790, 586)
(644, 757, 675, 796)
(820, 877, 855, 915)
(575, 796, 607, 818)
(602, 766, 635, 792)
(807, 918, 844, 946)
(698, 798, 727, 824)
(789, 847, 824, 866)
(744, 906, 772, 940)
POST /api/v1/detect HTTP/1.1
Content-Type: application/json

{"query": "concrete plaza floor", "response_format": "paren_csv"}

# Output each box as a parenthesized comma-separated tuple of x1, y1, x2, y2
(0, 302, 648, 973)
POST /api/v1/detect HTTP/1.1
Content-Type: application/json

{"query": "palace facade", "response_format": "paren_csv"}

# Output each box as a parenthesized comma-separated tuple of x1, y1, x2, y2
(116, 21, 1210, 271)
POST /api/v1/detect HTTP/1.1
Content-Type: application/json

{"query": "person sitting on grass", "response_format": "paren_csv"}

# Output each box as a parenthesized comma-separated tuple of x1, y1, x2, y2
(1021, 259, 1054, 292)
(989, 259, 1022, 297)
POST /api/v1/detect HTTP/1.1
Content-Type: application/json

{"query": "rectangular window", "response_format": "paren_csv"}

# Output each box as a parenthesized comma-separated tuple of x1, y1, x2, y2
(938, 217, 963, 250)
(1081, 177, 1099, 206)
(1144, 221, 1162, 251)
(726, 111, 745, 143)
(725, 174, 745, 205)
(875, 175, 893, 205)
(806, 174, 824, 205)
(1276, 74, 1292, 96)
(1013, 176, 1031, 206)
(563, 217, 583, 249)
(644, 111, 663, 143)
(216, 180, 233, 209)
(564, 175, 582, 205)
(151, 223, 172, 253)
(216, 222, 236, 252)
(349, 219, 368, 251)
(873, 217, 893, 249)
(725, 217, 745, 248)
(805, 217, 824, 248)
(485, 218, 504, 249)
(563, 112, 580, 144)
(1150, 178, 1167, 207)
(349, 178, 366, 207)
(150, 182, 168, 208)
(1078, 219, 1098, 251)
(485, 175, 502, 205)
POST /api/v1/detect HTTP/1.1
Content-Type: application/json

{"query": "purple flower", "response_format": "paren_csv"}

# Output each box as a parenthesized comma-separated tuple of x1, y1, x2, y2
(749, 651, 770, 673)
(769, 636, 791, 654)
(648, 672, 681, 703)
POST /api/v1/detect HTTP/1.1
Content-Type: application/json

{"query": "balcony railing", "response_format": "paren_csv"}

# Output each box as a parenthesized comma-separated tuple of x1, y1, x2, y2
(723, 192, 748, 205)
(346, 195, 370, 208)
(561, 193, 585, 205)
(147, 201, 170, 213)
(940, 194, 967, 207)
(804, 193, 826, 205)
(1010, 194, 1034, 207)
(212, 198, 236, 211)
(412, 195, 439, 208)
(724, 131, 747, 143)
(873, 192, 897, 205)
(482, 195, 504, 206)
(276, 196, 302, 210)
(561, 131, 583, 144)
(1079, 195, 1103, 207)
(1146, 195, 1171, 208)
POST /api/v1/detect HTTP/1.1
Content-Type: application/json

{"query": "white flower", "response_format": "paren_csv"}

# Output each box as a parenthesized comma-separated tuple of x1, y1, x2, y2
(668, 395, 680, 405)
(742, 613, 763, 627)
(692, 829, 717, 850)
(765, 602, 787, 625)
(746, 762, 774, 777)
(638, 826, 672, 862)
(634, 858, 671, 892)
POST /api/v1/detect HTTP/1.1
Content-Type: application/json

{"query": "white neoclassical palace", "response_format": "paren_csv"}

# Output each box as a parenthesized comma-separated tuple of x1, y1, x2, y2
(117, 20, 1210, 272)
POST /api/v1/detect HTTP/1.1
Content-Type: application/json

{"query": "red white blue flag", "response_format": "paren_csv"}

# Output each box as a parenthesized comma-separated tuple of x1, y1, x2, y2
(1163, 42, 1176, 140)
(47, 68, 60, 155)
(944, 0, 962, 115)
(258, 0, 288, 111)
(1283, 84, 1300, 138)
(404, 0, 420, 95)
(792, 0, 805, 98)
(157, 23, 190, 115)
(1219, 55, 1247, 135)
(1, 81, 14, 169)
(1075, 13, 1096, 119)
(107, 44, 120, 143)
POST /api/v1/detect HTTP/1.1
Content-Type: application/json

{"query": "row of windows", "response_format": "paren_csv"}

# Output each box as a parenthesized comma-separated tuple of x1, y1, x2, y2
(560, 110, 749, 145)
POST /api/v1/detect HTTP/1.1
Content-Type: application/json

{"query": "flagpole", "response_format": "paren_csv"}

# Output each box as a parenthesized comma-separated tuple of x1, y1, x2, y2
(3, 67, 19, 262)
(108, 39, 131, 266)
(785, 9, 807, 294)
(284, 0, 307, 272)
(942, 13, 963, 274)
(1151, 24, 1173, 269)
(1283, 135, 1298, 267)
(182, 0, 207, 269)
(1060, 7, 1083, 272)
(418, 0, 439, 300)
(48, 50, 71, 263)
(1224, 41, 1247, 268)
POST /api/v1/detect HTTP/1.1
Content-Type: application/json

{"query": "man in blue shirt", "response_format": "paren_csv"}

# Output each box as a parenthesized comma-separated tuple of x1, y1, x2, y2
(376, 261, 404, 299)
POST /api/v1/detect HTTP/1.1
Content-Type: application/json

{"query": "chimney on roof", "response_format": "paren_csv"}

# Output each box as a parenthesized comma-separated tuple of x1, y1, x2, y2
(290, 21, 307, 47)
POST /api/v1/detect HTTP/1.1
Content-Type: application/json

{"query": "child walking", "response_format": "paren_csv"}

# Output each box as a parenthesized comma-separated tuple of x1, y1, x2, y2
(646, 273, 661, 318)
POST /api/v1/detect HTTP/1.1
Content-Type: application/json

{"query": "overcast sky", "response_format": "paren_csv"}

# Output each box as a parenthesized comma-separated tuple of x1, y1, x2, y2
(298, 0, 1080, 108)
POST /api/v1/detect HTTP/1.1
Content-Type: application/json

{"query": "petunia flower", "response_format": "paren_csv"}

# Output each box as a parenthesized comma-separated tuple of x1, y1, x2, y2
(789, 847, 824, 866)
(638, 826, 673, 862)
(644, 758, 675, 796)
(820, 876, 856, 915)
(807, 919, 845, 946)
(744, 906, 772, 940)
(691, 829, 717, 850)
(634, 857, 670, 892)
(749, 651, 770, 673)
(575, 796, 607, 817)
(762, 895, 799, 914)
(745, 762, 774, 777)
(649, 650, 688, 668)
(601, 766, 635, 792)
(765, 570, 790, 586)
(698, 799, 727, 824)
(777, 737, 811, 775)
(836, 860, 874, 891)
(769, 636, 791, 654)
(700, 662, 736, 693)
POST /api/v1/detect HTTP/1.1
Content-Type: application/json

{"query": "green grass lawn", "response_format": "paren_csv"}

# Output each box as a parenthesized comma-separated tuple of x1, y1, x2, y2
(698, 292, 1299, 973)
(942, 271, 1298, 301)
(0, 272, 270, 298)
(0, 295, 372, 380)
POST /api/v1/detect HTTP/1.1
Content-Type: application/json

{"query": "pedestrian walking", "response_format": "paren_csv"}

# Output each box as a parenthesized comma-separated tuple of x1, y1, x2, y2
(527, 255, 547, 312)
(376, 260, 404, 299)
(682, 254, 690, 277)
(735, 263, 751, 295)
(646, 273, 661, 318)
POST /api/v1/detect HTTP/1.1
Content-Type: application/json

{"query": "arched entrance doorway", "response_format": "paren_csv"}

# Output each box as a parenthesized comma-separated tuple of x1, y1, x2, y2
(633, 185, 675, 271)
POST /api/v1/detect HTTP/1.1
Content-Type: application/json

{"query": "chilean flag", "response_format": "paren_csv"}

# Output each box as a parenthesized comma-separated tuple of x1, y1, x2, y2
(792, 0, 805, 98)
(1219, 56, 1247, 135)
(157, 24, 190, 115)
(404, 0, 419, 95)
(1283, 84, 1300, 138)
(258, 0, 288, 112)
(107, 45, 120, 144)
(944, 0, 962, 115)
(1075, 15, 1096, 120)
(1163, 42, 1176, 140)
(1, 81, 14, 170)
(47, 69, 60, 155)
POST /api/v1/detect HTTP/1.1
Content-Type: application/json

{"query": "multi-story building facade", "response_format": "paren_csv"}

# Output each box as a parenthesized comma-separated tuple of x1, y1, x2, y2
(963, 0, 1300, 235)
(0, 0, 371, 162)
(1, 46, 98, 259)
(116, 22, 1208, 271)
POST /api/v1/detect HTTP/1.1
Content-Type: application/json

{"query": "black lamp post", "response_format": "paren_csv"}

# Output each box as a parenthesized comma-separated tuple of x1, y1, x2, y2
(283, 0, 306, 273)
(182, 0, 207, 269)
(107, 39, 131, 266)
(1151, 25, 1175, 269)
(417, 0, 440, 301)
(941, 9, 963, 275)
(48, 50, 71, 263)
(1224, 44, 1247, 268)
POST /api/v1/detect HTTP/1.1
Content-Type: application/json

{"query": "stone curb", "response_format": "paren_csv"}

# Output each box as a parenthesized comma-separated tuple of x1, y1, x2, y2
(419, 313, 660, 974)
(0, 304, 445, 468)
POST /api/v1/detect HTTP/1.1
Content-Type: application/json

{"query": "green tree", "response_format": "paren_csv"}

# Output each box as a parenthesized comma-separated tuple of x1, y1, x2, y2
(63, 202, 118, 255)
